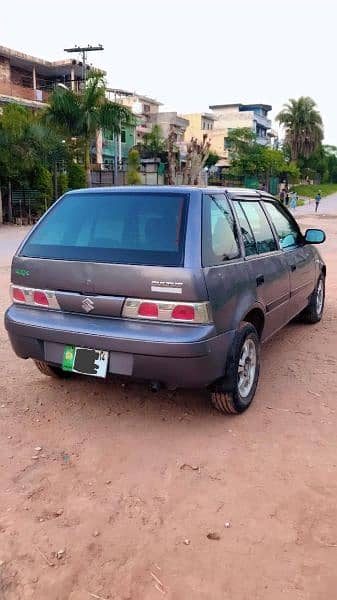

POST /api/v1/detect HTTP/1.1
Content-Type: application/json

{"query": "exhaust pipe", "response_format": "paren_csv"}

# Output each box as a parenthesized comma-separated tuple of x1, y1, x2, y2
(149, 381, 161, 393)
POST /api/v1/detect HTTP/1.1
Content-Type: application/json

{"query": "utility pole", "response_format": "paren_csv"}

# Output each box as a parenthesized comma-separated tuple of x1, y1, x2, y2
(107, 89, 134, 185)
(64, 44, 104, 86)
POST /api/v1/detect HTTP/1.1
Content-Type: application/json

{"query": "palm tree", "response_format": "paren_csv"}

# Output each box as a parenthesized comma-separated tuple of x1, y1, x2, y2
(45, 74, 135, 185)
(276, 97, 323, 161)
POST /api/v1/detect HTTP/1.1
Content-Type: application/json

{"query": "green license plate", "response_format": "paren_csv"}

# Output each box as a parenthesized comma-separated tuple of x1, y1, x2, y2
(62, 345, 109, 378)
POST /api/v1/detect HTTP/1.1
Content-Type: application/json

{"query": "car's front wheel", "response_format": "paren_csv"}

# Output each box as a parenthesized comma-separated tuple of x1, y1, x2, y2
(211, 323, 260, 415)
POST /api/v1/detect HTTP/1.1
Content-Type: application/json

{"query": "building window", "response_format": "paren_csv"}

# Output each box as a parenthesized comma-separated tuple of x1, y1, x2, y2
(121, 130, 126, 143)
(143, 104, 150, 114)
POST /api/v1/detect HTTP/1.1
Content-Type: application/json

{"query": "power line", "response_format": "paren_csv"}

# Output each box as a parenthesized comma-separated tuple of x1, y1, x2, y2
(64, 44, 104, 83)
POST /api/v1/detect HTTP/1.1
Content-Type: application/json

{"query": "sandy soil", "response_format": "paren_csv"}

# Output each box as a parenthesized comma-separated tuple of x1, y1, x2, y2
(0, 213, 337, 600)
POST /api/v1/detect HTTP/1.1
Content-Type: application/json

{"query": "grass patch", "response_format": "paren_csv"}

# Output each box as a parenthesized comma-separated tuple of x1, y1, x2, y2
(293, 183, 337, 198)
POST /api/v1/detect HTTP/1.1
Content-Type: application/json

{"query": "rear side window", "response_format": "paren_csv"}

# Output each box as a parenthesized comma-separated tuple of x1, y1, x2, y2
(239, 201, 277, 254)
(234, 202, 257, 256)
(263, 201, 302, 249)
(21, 192, 188, 267)
(202, 194, 240, 266)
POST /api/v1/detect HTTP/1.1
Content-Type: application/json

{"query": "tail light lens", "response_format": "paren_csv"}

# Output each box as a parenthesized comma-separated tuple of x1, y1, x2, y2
(12, 287, 26, 303)
(138, 302, 159, 318)
(33, 291, 49, 306)
(122, 298, 212, 324)
(172, 305, 195, 321)
(10, 285, 60, 310)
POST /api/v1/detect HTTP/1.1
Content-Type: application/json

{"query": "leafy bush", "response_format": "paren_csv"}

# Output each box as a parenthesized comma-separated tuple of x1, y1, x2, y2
(127, 149, 142, 185)
(67, 162, 87, 190)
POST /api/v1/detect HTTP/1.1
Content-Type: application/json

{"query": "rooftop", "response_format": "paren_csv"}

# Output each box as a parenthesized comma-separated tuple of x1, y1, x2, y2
(0, 45, 105, 78)
(209, 103, 272, 112)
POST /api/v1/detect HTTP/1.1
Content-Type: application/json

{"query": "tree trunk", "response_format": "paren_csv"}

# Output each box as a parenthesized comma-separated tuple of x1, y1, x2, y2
(182, 135, 211, 186)
(8, 179, 13, 223)
(84, 140, 91, 187)
(166, 127, 178, 185)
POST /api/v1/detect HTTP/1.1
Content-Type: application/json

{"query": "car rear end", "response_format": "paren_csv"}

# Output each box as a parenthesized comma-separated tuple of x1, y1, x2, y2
(5, 188, 234, 388)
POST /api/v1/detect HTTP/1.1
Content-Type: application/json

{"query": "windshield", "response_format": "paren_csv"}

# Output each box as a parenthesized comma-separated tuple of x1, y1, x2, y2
(21, 191, 188, 267)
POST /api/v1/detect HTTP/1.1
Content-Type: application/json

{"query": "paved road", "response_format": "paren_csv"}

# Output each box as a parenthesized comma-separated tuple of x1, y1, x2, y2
(0, 225, 30, 267)
(294, 192, 337, 216)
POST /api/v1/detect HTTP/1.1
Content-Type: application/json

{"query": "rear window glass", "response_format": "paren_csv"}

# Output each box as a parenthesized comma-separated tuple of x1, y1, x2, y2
(21, 192, 188, 266)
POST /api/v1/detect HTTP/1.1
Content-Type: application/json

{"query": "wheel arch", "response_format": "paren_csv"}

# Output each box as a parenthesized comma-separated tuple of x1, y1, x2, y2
(242, 306, 265, 339)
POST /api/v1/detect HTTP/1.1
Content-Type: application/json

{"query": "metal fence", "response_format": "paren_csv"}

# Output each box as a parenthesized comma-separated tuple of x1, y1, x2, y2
(11, 190, 48, 225)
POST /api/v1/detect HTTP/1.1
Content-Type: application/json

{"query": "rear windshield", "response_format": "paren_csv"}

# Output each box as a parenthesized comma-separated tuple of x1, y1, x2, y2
(21, 192, 188, 266)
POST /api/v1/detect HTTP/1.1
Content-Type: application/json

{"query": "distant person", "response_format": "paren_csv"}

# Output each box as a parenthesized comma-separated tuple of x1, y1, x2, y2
(315, 191, 321, 213)
(280, 189, 285, 204)
(285, 191, 290, 207)
(290, 191, 297, 210)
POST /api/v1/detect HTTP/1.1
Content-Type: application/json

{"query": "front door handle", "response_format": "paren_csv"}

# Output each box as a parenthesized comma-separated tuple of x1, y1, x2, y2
(290, 264, 297, 272)
(256, 274, 265, 287)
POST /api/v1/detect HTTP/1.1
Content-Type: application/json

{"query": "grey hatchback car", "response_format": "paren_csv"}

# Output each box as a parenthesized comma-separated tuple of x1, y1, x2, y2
(5, 186, 326, 414)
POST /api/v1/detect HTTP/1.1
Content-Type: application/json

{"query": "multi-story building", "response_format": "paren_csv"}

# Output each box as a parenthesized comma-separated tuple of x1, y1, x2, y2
(152, 112, 189, 143)
(208, 102, 272, 166)
(0, 45, 97, 109)
(182, 112, 217, 142)
(106, 89, 162, 143)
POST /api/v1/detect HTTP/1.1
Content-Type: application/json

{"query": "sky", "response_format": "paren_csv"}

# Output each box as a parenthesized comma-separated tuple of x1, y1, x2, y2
(1, 0, 336, 143)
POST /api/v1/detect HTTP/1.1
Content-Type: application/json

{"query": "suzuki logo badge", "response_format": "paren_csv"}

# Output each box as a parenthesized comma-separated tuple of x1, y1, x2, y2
(82, 297, 95, 313)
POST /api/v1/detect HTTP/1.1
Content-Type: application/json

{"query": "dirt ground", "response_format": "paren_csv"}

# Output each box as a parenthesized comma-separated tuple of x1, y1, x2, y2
(0, 211, 337, 600)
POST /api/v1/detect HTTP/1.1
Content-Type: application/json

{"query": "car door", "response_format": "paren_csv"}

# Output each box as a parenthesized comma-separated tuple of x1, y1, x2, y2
(233, 199, 290, 340)
(201, 193, 252, 333)
(262, 200, 316, 320)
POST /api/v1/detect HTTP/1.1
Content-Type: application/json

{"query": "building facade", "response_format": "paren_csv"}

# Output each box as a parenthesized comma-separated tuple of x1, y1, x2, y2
(0, 45, 98, 109)
(152, 112, 189, 142)
(208, 103, 272, 166)
(106, 89, 162, 143)
(182, 112, 216, 143)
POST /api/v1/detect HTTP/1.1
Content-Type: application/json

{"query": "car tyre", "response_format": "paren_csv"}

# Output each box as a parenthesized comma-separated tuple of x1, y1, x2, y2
(34, 360, 72, 378)
(211, 324, 260, 415)
(300, 274, 325, 324)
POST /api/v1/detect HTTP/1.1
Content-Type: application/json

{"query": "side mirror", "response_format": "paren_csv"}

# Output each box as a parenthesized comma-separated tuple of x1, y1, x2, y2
(305, 229, 326, 244)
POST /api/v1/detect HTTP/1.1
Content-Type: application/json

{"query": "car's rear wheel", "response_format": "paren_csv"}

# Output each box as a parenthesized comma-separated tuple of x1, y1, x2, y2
(34, 360, 71, 378)
(211, 324, 260, 415)
(300, 274, 325, 324)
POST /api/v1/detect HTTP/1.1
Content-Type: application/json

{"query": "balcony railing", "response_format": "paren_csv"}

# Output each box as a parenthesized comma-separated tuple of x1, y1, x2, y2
(254, 113, 272, 129)
(0, 81, 50, 103)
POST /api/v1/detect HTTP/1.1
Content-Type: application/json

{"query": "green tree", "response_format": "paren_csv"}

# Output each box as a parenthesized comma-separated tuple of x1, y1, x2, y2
(276, 97, 323, 160)
(45, 73, 135, 186)
(127, 149, 142, 185)
(67, 162, 87, 190)
(227, 128, 299, 182)
(141, 124, 166, 157)
(205, 150, 220, 169)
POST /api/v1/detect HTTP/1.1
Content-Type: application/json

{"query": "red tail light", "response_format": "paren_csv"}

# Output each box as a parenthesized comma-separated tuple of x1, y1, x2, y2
(122, 298, 212, 324)
(12, 287, 26, 303)
(172, 305, 195, 321)
(33, 291, 49, 306)
(10, 285, 60, 310)
(138, 302, 159, 318)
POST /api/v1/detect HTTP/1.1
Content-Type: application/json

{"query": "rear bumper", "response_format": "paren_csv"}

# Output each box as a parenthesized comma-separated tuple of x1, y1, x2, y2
(5, 305, 235, 387)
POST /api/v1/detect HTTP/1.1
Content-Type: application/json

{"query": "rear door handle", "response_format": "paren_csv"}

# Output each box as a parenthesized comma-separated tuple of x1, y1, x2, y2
(290, 264, 297, 272)
(256, 274, 265, 287)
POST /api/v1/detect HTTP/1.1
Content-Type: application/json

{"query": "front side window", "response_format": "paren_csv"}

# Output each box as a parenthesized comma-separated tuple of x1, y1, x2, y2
(239, 201, 277, 254)
(263, 201, 302, 249)
(202, 194, 240, 266)
(21, 192, 188, 267)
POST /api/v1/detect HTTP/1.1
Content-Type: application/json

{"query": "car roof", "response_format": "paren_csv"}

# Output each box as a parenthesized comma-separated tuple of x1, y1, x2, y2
(65, 186, 275, 201)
